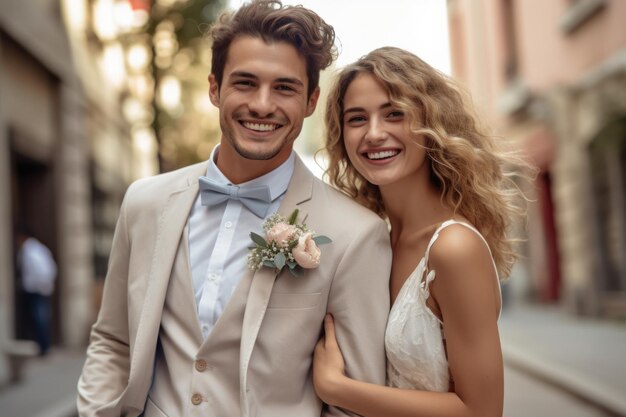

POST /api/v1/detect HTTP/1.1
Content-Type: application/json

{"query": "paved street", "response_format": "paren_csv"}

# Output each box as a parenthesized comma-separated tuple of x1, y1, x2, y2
(499, 304, 626, 416)
(0, 349, 84, 417)
(1, 356, 616, 417)
(1, 302, 625, 417)
(504, 365, 613, 417)
(1, 352, 619, 417)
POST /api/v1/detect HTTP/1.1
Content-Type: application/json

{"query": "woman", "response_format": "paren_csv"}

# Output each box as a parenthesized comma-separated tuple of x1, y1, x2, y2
(313, 47, 526, 417)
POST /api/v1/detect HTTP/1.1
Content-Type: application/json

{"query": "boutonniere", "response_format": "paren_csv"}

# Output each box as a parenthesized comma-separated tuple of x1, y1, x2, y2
(247, 209, 332, 277)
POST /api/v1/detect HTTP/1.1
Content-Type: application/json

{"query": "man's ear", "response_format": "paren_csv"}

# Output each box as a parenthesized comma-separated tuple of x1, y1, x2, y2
(305, 86, 320, 117)
(209, 74, 220, 106)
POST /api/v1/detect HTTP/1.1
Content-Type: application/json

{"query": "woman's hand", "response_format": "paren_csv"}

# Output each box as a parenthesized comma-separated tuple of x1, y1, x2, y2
(313, 314, 347, 405)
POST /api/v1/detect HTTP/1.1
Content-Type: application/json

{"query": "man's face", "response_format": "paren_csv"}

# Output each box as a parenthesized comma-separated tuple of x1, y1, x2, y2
(209, 36, 319, 174)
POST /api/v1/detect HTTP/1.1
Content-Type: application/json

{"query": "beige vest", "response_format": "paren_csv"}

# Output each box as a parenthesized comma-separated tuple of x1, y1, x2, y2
(145, 227, 250, 417)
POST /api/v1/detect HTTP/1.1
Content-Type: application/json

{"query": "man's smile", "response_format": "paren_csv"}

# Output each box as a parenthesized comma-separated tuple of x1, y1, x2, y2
(240, 121, 283, 132)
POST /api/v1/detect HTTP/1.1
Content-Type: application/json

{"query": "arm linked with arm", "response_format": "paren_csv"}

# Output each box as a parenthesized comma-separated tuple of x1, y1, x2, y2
(322, 218, 391, 417)
(318, 225, 504, 417)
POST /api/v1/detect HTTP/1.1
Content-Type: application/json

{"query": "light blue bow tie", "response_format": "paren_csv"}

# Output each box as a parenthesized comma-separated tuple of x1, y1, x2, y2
(199, 176, 273, 218)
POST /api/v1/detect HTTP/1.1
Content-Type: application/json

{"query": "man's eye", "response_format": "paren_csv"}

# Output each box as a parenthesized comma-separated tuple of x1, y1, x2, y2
(235, 80, 254, 87)
(276, 85, 296, 92)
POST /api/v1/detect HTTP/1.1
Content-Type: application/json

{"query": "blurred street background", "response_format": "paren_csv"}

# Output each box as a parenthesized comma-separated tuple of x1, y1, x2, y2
(0, 0, 625, 416)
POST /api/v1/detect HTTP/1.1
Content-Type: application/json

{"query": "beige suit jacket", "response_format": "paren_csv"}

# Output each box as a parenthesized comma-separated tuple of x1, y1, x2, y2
(77, 155, 392, 417)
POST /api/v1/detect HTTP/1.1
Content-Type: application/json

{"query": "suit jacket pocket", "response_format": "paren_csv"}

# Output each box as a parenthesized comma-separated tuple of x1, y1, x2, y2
(267, 292, 321, 310)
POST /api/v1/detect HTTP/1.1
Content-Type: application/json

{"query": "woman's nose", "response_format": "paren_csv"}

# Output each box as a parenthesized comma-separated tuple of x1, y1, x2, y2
(364, 119, 388, 145)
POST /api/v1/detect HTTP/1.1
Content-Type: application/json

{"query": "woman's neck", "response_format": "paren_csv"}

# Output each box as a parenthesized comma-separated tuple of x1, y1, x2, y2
(381, 175, 453, 248)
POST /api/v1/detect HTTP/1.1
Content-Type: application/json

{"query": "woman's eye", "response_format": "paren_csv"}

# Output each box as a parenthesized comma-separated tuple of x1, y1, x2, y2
(346, 115, 366, 124)
(387, 110, 404, 119)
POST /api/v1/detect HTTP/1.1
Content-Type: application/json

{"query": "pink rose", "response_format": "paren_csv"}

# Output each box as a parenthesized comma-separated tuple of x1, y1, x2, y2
(266, 223, 297, 247)
(292, 233, 321, 269)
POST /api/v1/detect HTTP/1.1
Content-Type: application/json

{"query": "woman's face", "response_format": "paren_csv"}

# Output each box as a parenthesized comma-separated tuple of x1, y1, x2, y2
(341, 73, 428, 188)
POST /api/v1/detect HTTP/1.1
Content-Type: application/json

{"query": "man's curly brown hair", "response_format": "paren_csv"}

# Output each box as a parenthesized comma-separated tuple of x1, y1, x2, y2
(210, 0, 336, 98)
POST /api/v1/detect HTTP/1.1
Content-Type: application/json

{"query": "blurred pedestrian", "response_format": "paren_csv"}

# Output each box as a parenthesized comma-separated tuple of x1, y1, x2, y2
(16, 226, 57, 356)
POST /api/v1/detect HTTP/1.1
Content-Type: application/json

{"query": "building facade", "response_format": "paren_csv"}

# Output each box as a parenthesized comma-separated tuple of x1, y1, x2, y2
(0, 0, 142, 384)
(448, 0, 626, 316)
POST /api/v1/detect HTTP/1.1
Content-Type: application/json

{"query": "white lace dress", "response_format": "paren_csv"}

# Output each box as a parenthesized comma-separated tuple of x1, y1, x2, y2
(385, 220, 501, 391)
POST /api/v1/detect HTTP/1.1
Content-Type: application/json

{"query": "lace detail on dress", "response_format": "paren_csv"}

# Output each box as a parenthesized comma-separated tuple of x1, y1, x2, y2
(384, 220, 501, 392)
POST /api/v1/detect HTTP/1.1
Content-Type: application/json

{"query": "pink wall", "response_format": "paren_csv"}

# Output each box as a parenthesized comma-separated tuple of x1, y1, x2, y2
(448, 0, 511, 126)
(516, 0, 626, 91)
(449, 0, 626, 125)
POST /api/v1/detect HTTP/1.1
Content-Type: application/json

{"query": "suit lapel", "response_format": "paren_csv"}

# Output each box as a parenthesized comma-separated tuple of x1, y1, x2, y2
(275, 155, 313, 220)
(239, 156, 314, 415)
(127, 163, 207, 399)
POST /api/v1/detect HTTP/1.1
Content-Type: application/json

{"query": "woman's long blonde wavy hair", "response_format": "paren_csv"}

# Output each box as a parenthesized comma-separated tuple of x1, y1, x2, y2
(325, 47, 527, 278)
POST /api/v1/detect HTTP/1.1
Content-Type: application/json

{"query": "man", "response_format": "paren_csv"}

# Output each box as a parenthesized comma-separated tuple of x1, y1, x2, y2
(77, 1, 391, 416)
(16, 228, 57, 356)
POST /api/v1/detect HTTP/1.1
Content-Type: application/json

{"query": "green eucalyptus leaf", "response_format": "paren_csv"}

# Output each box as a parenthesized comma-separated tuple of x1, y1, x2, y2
(263, 260, 275, 268)
(288, 266, 304, 278)
(312, 235, 332, 245)
(274, 252, 286, 269)
(288, 209, 299, 225)
(250, 232, 268, 248)
(286, 260, 297, 269)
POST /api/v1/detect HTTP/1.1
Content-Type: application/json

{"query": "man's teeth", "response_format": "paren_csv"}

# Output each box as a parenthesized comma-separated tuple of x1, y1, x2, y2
(367, 150, 399, 160)
(242, 122, 279, 131)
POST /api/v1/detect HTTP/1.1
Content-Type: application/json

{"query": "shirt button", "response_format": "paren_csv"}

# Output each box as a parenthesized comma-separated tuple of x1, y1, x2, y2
(208, 273, 217, 282)
(225, 221, 233, 229)
(191, 393, 203, 405)
(195, 359, 208, 372)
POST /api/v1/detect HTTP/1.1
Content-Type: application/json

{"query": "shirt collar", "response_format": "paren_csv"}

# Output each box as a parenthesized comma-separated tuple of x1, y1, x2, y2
(205, 145, 295, 201)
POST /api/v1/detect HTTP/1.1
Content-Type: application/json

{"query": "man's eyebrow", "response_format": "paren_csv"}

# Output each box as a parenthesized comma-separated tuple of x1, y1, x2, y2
(275, 77, 304, 87)
(344, 102, 392, 114)
(231, 71, 258, 79)
(231, 72, 304, 87)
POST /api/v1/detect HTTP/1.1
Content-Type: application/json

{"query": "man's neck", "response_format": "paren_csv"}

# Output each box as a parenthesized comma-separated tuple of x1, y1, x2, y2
(214, 146, 293, 184)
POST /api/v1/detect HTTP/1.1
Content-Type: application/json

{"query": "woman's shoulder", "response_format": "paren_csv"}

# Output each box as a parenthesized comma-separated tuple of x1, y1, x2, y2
(426, 220, 502, 322)
(427, 220, 494, 273)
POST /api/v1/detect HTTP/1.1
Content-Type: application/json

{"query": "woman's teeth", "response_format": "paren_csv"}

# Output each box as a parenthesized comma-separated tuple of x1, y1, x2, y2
(367, 150, 399, 160)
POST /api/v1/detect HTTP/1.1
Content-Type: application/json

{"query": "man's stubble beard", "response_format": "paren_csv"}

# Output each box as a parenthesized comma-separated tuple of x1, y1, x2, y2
(221, 119, 298, 161)
(231, 139, 284, 161)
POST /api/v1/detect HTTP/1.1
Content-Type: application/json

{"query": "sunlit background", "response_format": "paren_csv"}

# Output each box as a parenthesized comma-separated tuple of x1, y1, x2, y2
(231, 0, 451, 71)
(1, 1, 625, 416)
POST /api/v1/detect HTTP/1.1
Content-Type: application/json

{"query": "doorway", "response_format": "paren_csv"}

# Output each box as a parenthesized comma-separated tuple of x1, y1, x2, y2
(10, 131, 58, 348)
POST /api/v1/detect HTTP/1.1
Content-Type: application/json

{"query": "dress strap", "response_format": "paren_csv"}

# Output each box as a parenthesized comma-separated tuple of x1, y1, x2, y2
(423, 220, 460, 266)
(419, 220, 460, 295)
(422, 219, 502, 317)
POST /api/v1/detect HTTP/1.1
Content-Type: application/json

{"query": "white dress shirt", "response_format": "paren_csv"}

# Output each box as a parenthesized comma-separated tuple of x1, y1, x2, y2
(19, 237, 57, 296)
(188, 146, 295, 338)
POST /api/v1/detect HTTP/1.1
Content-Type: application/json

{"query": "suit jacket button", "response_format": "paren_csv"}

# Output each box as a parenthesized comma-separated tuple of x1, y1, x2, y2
(195, 359, 208, 372)
(191, 393, 203, 405)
